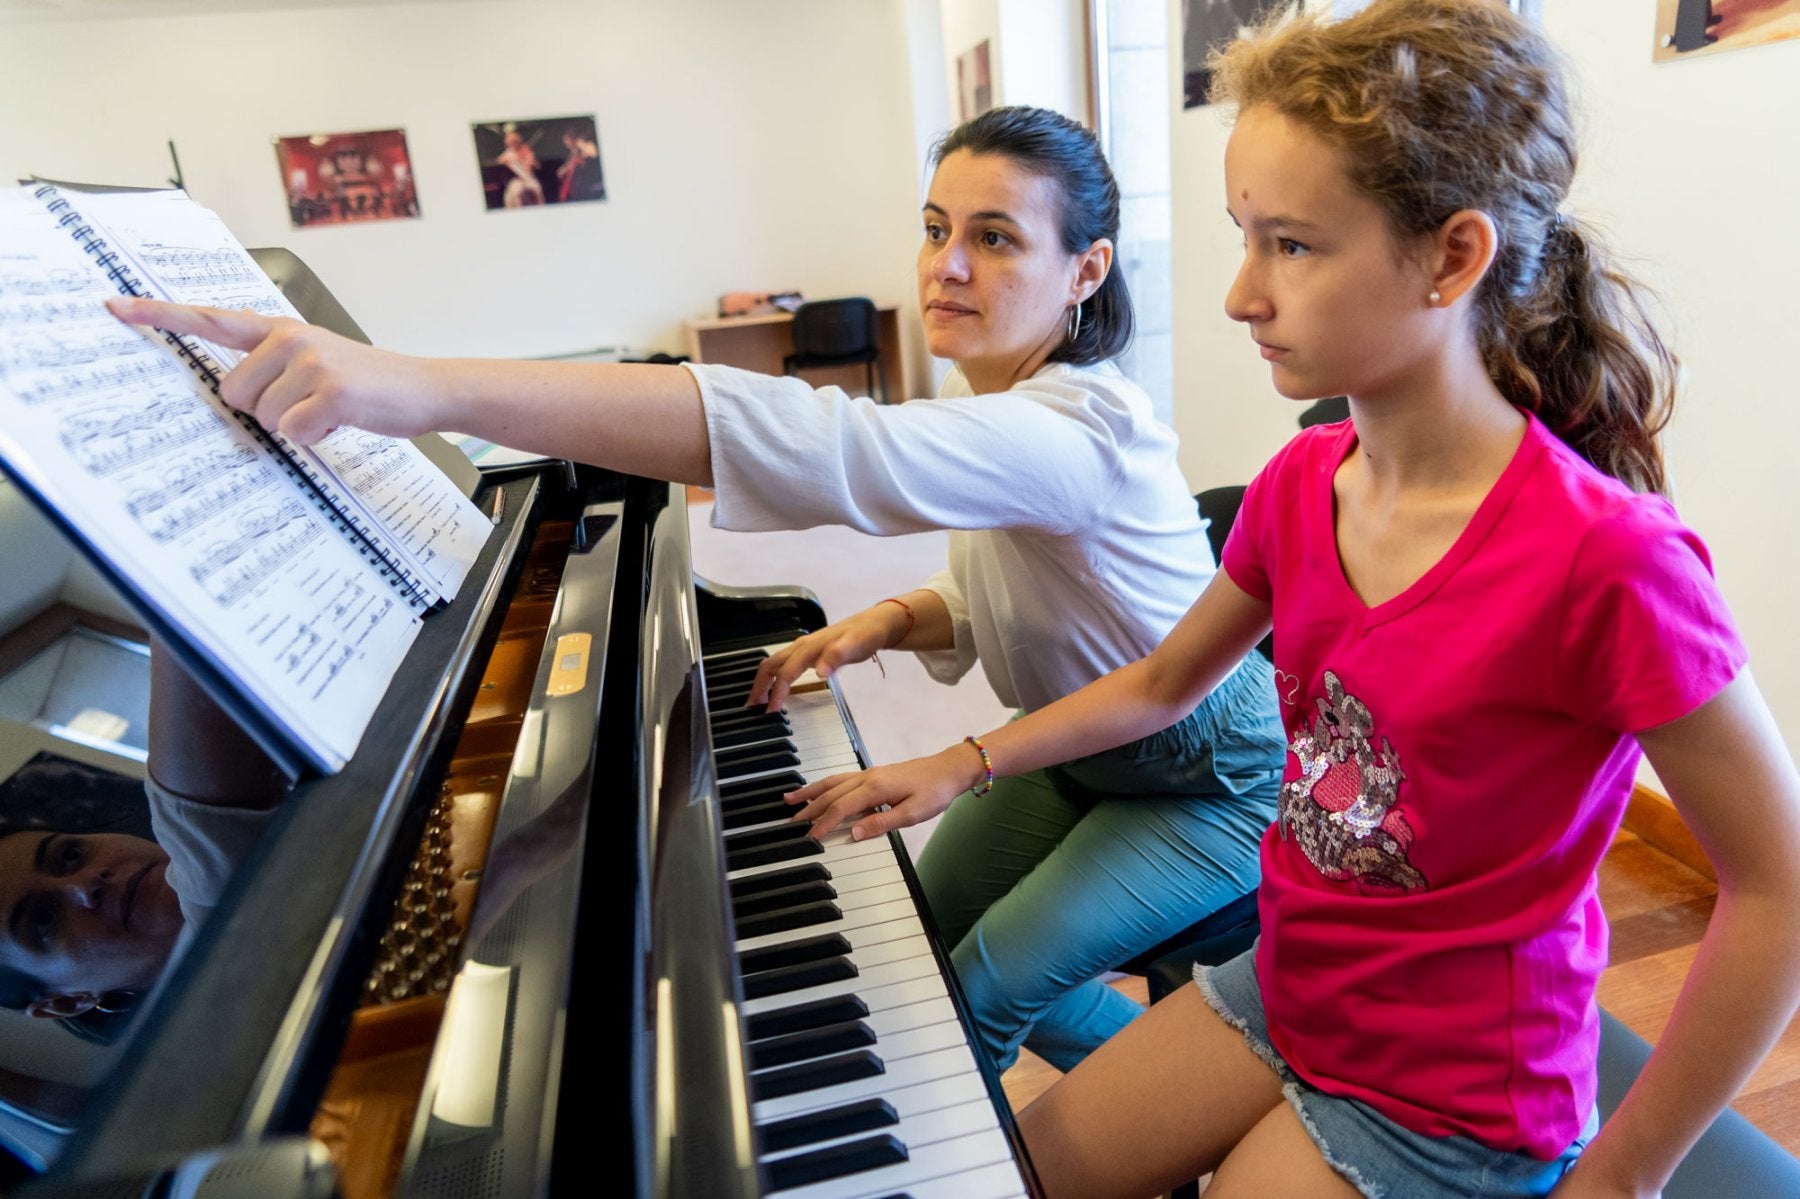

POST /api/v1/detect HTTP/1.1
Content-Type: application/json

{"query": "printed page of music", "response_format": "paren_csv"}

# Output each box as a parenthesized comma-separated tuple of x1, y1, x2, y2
(74, 186, 494, 604)
(0, 188, 420, 772)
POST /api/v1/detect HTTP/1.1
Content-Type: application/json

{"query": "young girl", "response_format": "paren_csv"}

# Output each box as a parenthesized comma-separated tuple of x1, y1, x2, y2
(110, 107, 1287, 1079)
(784, 2, 1800, 1196)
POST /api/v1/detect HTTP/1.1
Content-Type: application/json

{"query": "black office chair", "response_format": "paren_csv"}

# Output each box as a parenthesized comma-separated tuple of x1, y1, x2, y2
(783, 297, 886, 403)
(1111, 485, 1271, 980)
(1298, 394, 1349, 427)
(1102, 486, 1271, 1199)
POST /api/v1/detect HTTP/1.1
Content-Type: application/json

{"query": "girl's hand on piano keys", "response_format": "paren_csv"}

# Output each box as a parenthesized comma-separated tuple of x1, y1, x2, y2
(108, 296, 452, 445)
(786, 743, 987, 842)
(750, 609, 897, 712)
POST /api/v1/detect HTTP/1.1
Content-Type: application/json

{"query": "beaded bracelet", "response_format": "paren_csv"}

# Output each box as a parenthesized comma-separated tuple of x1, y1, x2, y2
(964, 735, 995, 797)
(878, 596, 917, 643)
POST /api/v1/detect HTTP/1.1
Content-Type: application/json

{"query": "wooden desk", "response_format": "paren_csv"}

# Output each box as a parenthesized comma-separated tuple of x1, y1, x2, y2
(683, 304, 907, 402)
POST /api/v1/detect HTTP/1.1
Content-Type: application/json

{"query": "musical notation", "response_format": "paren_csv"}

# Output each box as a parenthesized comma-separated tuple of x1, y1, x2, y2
(125, 448, 276, 542)
(60, 396, 225, 477)
(128, 242, 262, 289)
(0, 267, 90, 296)
(189, 499, 320, 592)
(1, 184, 436, 772)
(0, 330, 143, 372)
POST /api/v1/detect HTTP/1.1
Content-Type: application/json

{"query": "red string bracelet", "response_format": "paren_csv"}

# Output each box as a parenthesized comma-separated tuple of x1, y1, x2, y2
(878, 596, 917, 643)
(964, 735, 995, 797)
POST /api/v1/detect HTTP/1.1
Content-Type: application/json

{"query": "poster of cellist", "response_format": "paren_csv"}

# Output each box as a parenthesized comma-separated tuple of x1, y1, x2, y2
(471, 115, 606, 211)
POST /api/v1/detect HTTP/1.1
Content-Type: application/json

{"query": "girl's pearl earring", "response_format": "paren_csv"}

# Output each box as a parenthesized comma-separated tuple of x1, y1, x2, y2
(1428, 289, 1442, 306)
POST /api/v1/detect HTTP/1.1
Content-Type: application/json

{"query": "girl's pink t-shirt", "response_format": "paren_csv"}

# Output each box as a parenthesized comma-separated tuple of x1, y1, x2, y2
(1223, 413, 1746, 1157)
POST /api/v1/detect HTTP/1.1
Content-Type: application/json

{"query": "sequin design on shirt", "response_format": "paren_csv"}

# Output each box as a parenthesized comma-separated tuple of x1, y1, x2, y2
(1278, 670, 1427, 895)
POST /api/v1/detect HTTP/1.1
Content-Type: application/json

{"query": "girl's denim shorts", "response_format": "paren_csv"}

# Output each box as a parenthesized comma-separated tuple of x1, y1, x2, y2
(1196, 947, 1598, 1199)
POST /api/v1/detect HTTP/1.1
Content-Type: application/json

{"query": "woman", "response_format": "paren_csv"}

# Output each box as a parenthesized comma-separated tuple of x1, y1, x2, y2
(784, 5, 1800, 1197)
(110, 105, 1286, 1076)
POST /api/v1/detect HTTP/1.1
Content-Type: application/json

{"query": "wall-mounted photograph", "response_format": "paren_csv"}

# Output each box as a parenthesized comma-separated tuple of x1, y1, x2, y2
(956, 39, 994, 123)
(1182, 0, 1300, 109)
(471, 115, 606, 211)
(1654, 0, 1800, 62)
(273, 128, 420, 229)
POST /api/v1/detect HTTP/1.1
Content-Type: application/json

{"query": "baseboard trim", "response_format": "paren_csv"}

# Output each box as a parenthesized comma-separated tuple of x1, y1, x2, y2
(1622, 783, 1714, 881)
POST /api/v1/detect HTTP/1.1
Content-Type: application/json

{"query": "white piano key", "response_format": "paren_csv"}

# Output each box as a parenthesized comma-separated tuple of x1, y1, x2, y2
(749, 1006, 971, 1102)
(727, 831, 896, 885)
(753, 1042, 986, 1122)
(722, 752, 864, 789)
(740, 951, 948, 1020)
(762, 1124, 1023, 1199)
(736, 901, 927, 957)
(759, 1096, 1002, 1174)
(765, 1049, 991, 1126)
(822, 1158, 1031, 1199)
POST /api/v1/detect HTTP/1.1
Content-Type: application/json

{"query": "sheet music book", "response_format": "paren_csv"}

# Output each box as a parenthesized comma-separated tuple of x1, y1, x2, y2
(0, 182, 495, 775)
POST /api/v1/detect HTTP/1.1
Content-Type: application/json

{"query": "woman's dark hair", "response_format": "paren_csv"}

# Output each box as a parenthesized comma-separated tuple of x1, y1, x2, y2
(931, 105, 1134, 367)
(1211, 0, 1676, 494)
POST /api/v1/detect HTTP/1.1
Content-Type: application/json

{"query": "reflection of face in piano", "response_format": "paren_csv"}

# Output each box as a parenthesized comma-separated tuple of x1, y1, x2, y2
(0, 829, 182, 1020)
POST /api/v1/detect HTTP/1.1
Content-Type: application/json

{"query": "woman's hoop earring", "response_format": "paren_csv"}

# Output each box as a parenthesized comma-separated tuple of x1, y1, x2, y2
(1428, 289, 1442, 306)
(1066, 301, 1083, 343)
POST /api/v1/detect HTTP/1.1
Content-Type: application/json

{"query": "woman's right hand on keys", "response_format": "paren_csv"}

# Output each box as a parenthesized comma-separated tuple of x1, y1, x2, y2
(749, 602, 911, 713)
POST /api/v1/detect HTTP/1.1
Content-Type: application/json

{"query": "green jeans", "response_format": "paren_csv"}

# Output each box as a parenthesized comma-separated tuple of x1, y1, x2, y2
(915, 652, 1284, 1073)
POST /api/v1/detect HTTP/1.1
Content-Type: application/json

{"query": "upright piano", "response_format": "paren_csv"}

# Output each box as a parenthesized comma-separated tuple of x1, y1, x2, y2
(0, 254, 1042, 1199)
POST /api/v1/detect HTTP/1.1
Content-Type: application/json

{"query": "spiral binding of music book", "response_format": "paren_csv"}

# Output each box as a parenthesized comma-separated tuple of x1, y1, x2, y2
(0, 182, 493, 773)
(35, 182, 438, 613)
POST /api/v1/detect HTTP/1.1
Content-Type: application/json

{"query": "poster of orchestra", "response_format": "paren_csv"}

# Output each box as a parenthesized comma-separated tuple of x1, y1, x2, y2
(273, 128, 421, 229)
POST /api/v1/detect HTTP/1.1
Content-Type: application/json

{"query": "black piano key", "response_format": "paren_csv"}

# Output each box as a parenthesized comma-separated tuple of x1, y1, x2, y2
(705, 648, 770, 674)
(757, 1097, 898, 1154)
(732, 879, 836, 919)
(722, 771, 805, 801)
(712, 705, 782, 730)
(765, 1134, 909, 1190)
(724, 821, 814, 854)
(741, 955, 857, 1001)
(713, 720, 791, 750)
(707, 662, 767, 686)
(752, 1049, 886, 1103)
(739, 932, 851, 976)
(729, 862, 831, 902)
(721, 799, 802, 830)
(734, 899, 841, 941)
(749, 1018, 877, 1071)
(727, 836, 824, 871)
(717, 743, 801, 774)
(746, 994, 870, 1042)
(721, 783, 803, 813)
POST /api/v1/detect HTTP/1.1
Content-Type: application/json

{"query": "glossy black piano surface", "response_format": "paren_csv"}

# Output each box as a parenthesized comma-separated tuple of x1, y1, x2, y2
(0, 255, 1039, 1199)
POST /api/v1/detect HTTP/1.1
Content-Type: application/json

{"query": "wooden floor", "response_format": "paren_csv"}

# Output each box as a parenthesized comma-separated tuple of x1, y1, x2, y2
(999, 828, 1800, 1163)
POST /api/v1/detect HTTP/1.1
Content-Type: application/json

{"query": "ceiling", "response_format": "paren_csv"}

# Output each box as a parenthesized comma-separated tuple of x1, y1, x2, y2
(0, 0, 501, 21)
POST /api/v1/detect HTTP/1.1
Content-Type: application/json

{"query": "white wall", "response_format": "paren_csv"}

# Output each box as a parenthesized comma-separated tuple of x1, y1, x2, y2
(939, 0, 1089, 122)
(1166, 0, 1800, 765)
(997, 0, 1090, 120)
(0, 0, 931, 369)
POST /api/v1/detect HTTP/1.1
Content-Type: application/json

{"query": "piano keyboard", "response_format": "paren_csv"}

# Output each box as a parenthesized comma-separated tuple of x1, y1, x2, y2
(702, 645, 1035, 1199)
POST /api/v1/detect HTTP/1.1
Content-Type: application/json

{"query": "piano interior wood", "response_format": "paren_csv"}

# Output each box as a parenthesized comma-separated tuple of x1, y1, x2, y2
(309, 517, 579, 1199)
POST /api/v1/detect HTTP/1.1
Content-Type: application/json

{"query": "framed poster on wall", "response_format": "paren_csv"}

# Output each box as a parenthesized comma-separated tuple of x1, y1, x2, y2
(273, 128, 420, 229)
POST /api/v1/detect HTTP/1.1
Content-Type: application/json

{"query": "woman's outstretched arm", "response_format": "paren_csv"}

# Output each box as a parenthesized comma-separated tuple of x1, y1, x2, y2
(109, 297, 714, 484)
